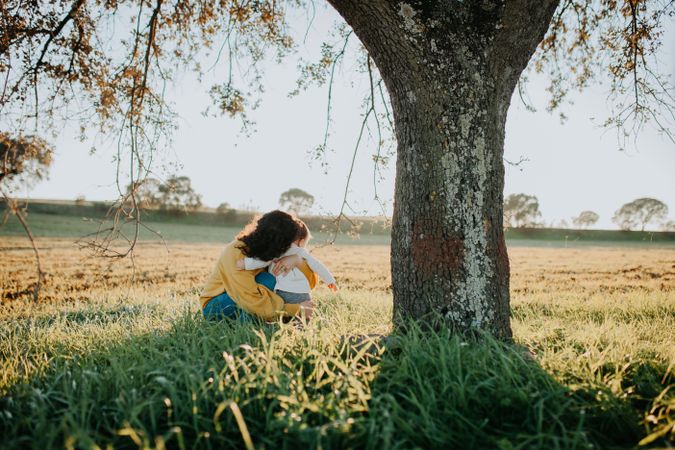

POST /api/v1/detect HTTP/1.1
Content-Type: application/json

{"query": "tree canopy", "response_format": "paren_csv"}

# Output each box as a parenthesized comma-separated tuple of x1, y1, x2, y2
(126, 175, 201, 212)
(0, 132, 53, 192)
(1, 1, 672, 173)
(126, 178, 162, 209)
(572, 210, 600, 229)
(504, 194, 542, 228)
(157, 175, 202, 213)
(612, 197, 668, 231)
(279, 188, 315, 216)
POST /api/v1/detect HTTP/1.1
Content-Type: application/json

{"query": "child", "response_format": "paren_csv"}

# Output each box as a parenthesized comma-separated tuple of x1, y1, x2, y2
(236, 219, 337, 303)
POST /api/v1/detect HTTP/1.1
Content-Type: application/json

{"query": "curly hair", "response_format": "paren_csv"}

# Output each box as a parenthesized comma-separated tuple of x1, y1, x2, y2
(237, 210, 300, 261)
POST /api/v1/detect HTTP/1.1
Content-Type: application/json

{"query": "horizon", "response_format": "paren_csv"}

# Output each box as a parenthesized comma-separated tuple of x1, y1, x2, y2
(13, 196, 674, 234)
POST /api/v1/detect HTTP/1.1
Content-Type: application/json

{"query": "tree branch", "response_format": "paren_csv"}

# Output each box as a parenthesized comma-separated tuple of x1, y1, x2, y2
(0, 191, 43, 302)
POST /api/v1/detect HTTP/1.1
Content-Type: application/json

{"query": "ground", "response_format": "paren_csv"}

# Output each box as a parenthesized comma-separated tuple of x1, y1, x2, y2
(0, 237, 673, 449)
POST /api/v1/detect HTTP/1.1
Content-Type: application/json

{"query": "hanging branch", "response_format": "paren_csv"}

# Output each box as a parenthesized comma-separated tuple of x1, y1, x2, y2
(0, 132, 52, 301)
(79, 0, 166, 262)
(318, 31, 352, 169)
(2, 0, 299, 264)
(325, 56, 378, 245)
(367, 66, 390, 220)
(0, 0, 86, 113)
(0, 191, 43, 302)
(289, 28, 354, 172)
(530, 0, 675, 150)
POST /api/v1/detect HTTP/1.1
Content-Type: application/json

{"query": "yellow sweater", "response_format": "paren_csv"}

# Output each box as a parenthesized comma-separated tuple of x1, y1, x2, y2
(200, 240, 317, 320)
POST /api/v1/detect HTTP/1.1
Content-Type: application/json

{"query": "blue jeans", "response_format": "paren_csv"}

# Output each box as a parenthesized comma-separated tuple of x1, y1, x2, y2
(203, 272, 276, 321)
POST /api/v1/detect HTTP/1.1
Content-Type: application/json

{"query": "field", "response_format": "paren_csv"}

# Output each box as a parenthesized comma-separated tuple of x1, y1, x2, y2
(0, 236, 674, 449)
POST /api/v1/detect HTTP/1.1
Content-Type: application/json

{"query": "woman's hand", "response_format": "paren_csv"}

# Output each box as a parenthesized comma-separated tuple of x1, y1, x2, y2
(271, 254, 303, 276)
(235, 259, 245, 270)
(298, 300, 315, 321)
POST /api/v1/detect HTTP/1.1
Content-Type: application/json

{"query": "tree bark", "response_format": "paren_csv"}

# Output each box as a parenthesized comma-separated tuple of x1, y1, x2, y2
(327, 0, 559, 339)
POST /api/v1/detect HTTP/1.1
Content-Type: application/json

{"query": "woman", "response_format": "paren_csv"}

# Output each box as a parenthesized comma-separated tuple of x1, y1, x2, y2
(200, 210, 315, 321)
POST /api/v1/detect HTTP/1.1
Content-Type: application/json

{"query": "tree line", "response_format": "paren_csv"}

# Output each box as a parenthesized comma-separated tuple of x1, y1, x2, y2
(127, 177, 316, 216)
(504, 194, 672, 232)
(127, 178, 673, 233)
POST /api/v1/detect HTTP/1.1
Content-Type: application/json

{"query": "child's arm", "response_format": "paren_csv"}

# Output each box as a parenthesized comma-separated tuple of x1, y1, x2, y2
(298, 249, 338, 290)
(236, 257, 270, 270)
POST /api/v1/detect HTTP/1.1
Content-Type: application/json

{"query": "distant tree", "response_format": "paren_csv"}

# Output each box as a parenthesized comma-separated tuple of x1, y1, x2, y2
(216, 202, 237, 223)
(572, 211, 599, 229)
(126, 178, 162, 209)
(503, 194, 542, 228)
(216, 202, 231, 214)
(0, 132, 53, 191)
(612, 198, 668, 231)
(279, 188, 315, 216)
(661, 220, 675, 232)
(158, 176, 202, 213)
(75, 195, 87, 206)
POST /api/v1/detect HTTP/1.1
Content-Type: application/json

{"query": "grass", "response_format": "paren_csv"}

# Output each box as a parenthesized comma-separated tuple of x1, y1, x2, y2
(0, 239, 674, 449)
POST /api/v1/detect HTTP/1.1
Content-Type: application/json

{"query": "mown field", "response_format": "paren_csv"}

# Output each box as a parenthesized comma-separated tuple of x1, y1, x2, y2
(0, 237, 674, 449)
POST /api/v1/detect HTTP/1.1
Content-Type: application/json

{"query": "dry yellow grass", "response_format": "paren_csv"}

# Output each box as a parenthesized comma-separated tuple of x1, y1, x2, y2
(1, 237, 673, 303)
(2, 238, 673, 363)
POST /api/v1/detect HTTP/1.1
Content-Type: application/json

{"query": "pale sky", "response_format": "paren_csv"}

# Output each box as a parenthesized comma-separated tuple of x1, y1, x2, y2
(22, 5, 675, 230)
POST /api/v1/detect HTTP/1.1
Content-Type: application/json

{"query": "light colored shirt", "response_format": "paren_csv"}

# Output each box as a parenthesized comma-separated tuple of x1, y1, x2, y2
(244, 244, 336, 294)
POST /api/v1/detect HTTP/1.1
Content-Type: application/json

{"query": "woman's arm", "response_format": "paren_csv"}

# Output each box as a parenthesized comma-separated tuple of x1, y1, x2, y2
(270, 253, 304, 276)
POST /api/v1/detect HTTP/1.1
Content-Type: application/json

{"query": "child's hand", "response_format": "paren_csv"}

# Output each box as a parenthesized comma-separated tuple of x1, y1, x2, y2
(327, 283, 338, 292)
(235, 259, 245, 270)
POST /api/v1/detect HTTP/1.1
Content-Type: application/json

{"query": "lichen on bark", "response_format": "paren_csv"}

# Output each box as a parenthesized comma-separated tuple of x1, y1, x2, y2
(327, 0, 561, 339)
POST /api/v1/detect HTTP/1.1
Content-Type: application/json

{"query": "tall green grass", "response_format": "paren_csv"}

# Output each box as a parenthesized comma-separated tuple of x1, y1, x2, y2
(0, 289, 672, 449)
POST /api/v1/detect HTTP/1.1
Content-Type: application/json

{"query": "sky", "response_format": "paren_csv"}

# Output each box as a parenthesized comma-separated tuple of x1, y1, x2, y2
(21, 4, 675, 230)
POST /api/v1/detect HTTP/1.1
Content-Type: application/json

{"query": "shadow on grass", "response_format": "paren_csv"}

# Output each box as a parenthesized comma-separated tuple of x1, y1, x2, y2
(356, 331, 660, 450)
(0, 311, 670, 449)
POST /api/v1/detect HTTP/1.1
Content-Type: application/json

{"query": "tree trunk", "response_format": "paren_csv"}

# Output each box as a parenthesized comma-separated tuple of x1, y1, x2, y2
(327, 0, 559, 339)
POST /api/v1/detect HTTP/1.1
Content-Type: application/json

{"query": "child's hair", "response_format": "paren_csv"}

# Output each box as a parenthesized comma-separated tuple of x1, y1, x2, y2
(294, 218, 311, 243)
(237, 210, 300, 261)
